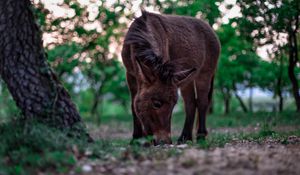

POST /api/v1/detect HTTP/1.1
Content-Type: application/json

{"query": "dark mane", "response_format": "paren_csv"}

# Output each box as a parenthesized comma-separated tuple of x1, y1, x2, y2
(124, 11, 162, 66)
(124, 11, 176, 84)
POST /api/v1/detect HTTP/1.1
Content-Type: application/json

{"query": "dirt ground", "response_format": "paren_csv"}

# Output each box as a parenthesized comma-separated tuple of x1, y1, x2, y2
(73, 124, 300, 175)
(74, 137, 300, 175)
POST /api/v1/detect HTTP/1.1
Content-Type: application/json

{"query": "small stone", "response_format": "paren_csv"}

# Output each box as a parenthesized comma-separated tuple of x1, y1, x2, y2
(177, 144, 188, 149)
(119, 147, 126, 151)
(84, 150, 92, 156)
(82, 165, 92, 173)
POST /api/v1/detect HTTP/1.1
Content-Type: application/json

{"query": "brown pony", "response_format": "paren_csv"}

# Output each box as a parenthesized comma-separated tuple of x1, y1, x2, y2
(121, 11, 220, 145)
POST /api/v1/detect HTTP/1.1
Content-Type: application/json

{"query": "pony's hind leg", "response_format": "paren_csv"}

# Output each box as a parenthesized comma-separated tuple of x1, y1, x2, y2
(178, 81, 197, 144)
(195, 74, 214, 141)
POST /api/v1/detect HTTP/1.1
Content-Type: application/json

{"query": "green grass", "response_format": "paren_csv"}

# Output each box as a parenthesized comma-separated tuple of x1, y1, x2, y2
(0, 119, 91, 175)
(197, 127, 300, 149)
(95, 111, 300, 129)
(173, 111, 300, 129)
(0, 112, 299, 175)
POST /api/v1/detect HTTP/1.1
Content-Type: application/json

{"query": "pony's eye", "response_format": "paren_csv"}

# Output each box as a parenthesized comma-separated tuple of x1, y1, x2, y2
(152, 100, 163, 109)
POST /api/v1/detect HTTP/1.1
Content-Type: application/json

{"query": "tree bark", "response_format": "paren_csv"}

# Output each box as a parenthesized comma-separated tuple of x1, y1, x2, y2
(287, 27, 300, 112)
(0, 0, 86, 128)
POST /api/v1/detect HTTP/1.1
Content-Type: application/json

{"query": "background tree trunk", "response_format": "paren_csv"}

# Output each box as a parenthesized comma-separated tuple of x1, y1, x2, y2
(287, 27, 300, 112)
(278, 93, 284, 112)
(221, 87, 231, 115)
(276, 55, 284, 112)
(248, 86, 253, 112)
(91, 85, 104, 125)
(232, 83, 248, 113)
(0, 0, 85, 128)
(224, 96, 230, 115)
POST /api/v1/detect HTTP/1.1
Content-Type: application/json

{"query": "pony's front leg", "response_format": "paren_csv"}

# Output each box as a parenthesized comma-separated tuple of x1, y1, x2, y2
(126, 73, 145, 143)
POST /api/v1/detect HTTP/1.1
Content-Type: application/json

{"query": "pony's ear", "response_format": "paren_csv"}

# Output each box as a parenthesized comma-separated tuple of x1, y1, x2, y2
(136, 59, 156, 83)
(173, 68, 196, 87)
(140, 8, 148, 20)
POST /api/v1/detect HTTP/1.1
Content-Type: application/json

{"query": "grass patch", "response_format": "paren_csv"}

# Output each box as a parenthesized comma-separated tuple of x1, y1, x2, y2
(197, 127, 300, 149)
(0, 112, 299, 175)
(0, 118, 133, 175)
(0, 119, 93, 175)
(172, 111, 300, 129)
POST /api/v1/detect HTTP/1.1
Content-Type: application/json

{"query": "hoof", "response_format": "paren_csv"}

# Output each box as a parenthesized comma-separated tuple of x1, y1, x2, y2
(177, 135, 192, 144)
(130, 138, 153, 147)
(196, 134, 207, 141)
(130, 139, 139, 145)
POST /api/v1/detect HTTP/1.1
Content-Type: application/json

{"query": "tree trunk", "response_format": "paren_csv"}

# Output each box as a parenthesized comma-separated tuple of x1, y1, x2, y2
(0, 0, 86, 128)
(91, 90, 101, 117)
(221, 87, 231, 115)
(232, 83, 248, 113)
(288, 29, 300, 112)
(276, 55, 284, 112)
(279, 93, 284, 112)
(224, 96, 230, 115)
(91, 86, 103, 125)
(248, 86, 253, 112)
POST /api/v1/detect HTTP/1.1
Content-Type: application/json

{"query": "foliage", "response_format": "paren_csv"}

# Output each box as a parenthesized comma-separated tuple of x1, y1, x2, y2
(33, 0, 131, 122)
(0, 0, 298, 120)
(0, 81, 20, 121)
(151, 0, 221, 25)
(236, 0, 299, 46)
(215, 23, 260, 113)
(0, 0, 299, 123)
(236, 0, 300, 111)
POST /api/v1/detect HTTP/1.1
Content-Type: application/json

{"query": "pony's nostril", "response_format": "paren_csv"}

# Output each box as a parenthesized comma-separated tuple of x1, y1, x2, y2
(154, 131, 172, 145)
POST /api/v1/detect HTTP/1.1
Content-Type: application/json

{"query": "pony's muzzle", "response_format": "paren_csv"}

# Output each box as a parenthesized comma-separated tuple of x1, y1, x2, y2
(153, 131, 172, 145)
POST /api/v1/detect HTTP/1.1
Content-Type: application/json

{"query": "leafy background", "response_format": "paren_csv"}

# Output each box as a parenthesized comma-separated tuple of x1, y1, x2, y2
(0, 0, 299, 123)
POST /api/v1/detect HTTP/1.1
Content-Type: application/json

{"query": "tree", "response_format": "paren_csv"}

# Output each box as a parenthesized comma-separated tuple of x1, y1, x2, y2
(236, 0, 300, 112)
(0, 0, 88, 133)
(149, 0, 221, 26)
(216, 23, 260, 114)
(256, 56, 290, 112)
(32, 0, 130, 122)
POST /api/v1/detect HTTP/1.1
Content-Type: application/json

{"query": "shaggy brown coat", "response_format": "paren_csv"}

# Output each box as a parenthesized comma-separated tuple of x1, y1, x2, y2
(122, 11, 220, 144)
